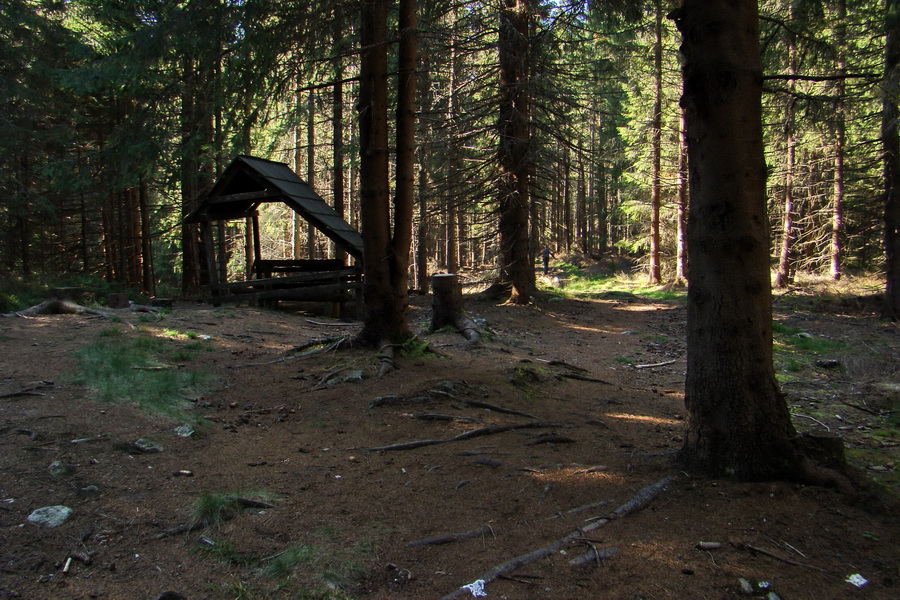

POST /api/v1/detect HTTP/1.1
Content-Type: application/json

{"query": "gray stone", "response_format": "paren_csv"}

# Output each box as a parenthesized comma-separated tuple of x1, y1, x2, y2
(133, 438, 163, 453)
(48, 461, 74, 477)
(174, 424, 195, 438)
(27, 505, 73, 527)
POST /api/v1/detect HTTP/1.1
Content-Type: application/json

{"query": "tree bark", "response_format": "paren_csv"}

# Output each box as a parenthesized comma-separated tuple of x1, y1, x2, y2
(675, 110, 688, 286)
(831, 0, 847, 281)
(333, 9, 346, 266)
(497, 0, 534, 304)
(884, 0, 900, 320)
(673, 0, 802, 479)
(649, 0, 663, 285)
(357, 0, 415, 345)
(774, 12, 798, 290)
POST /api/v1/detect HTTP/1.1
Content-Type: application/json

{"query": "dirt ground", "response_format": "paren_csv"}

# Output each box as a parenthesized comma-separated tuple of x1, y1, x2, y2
(1, 284, 898, 600)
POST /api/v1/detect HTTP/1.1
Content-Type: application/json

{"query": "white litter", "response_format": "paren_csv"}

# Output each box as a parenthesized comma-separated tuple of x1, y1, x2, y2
(461, 579, 487, 597)
(846, 573, 868, 588)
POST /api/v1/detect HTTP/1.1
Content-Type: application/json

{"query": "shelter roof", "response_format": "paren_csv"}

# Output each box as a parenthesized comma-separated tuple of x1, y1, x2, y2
(187, 155, 362, 259)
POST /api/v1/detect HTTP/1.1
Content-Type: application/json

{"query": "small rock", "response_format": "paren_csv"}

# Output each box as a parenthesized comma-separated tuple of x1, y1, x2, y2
(697, 541, 722, 550)
(77, 485, 100, 497)
(48, 461, 74, 477)
(815, 359, 842, 369)
(174, 424, 195, 438)
(133, 439, 163, 453)
(27, 506, 73, 527)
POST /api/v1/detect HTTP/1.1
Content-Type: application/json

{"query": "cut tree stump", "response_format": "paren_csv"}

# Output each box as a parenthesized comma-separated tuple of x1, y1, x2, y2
(431, 274, 481, 342)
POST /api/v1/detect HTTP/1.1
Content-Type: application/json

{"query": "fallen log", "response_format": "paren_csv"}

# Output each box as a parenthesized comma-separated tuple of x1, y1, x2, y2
(2, 298, 159, 318)
(440, 475, 678, 600)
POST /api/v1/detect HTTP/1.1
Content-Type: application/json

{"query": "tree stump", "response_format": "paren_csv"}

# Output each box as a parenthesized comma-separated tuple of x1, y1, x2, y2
(431, 274, 480, 342)
(108, 293, 130, 309)
(797, 431, 846, 470)
(50, 287, 84, 302)
(432, 274, 464, 330)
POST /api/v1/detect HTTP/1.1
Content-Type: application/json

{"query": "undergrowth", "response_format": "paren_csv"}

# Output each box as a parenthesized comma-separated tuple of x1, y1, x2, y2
(71, 328, 213, 421)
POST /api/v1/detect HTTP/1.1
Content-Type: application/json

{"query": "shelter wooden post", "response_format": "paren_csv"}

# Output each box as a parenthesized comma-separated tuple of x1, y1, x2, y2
(200, 220, 220, 303)
(252, 215, 262, 273)
(244, 217, 254, 278)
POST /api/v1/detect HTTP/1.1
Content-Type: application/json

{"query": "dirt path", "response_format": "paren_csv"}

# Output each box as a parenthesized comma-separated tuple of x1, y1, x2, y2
(1, 294, 897, 599)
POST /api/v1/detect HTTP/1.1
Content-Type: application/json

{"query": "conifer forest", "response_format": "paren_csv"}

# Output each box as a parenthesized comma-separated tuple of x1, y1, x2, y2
(2, 0, 898, 315)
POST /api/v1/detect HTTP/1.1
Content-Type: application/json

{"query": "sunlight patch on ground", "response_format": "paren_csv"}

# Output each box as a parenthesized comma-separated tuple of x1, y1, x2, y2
(558, 322, 620, 334)
(525, 466, 626, 486)
(604, 413, 681, 426)
(612, 304, 670, 312)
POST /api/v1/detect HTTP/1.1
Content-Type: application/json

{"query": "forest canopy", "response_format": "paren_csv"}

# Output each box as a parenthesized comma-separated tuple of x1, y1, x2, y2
(0, 0, 893, 307)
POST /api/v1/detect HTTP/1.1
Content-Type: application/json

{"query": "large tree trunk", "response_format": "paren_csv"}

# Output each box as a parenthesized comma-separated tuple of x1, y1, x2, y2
(497, 0, 534, 304)
(774, 14, 798, 290)
(333, 8, 346, 266)
(831, 0, 847, 281)
(391, 0, 417, 325)
(674, 0, 801, 480)
(675, 111, 688, 286)
(884, 0, 900, 320)
(648, 0, 663, 285)
(357, 0, 415, 345)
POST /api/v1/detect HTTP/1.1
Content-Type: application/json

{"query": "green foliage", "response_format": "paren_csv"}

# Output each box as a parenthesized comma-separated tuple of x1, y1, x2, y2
(191, 490, 278, 528)
(72, 330, 213, 421)
(772, 321, 850, 376)
(399, 337, 435, 358)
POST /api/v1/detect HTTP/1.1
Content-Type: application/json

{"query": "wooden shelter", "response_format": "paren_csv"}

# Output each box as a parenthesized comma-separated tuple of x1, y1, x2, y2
(186, 155, 363, 307)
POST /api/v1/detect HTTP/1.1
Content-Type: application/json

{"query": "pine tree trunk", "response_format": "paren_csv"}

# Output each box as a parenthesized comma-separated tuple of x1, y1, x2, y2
(333, 10, 346, 266)
(307, 90, 317, 258)
(831, 0, 846, 281)
(498, 0, 534, 304)
(391, 0, 416, 319)
(674, 0, 801, 479)
(884, 0, 900, 320)
(649, 0, 663, 285)
(775, 13, 798, 289)
(358, 0, 412, 345)
(675, 111, 688, 285)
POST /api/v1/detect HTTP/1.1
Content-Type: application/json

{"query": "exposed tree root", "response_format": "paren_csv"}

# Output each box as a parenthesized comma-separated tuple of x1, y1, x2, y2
(406, 525, 494, 547)
(440, 475, 679, 600)
(3, 298, 160, 318)
(364, 422, 558, 452)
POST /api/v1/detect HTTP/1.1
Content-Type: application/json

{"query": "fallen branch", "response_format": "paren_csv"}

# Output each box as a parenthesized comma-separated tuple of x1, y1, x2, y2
(0, 390, 46, 399)
(406, 525, 494, 547)
(569, 546, 620, 567)
(440, 475, 678, 600)
(839, 399, 894, 417)
(732, 542, 827, 573)
(233, 337, 348, 368)
(364, 422, 558, 452)
(634, 359, 677, 369)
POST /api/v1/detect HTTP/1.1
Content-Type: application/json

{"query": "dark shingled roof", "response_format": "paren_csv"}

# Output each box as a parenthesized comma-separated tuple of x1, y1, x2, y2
(187, 155, 362, 259)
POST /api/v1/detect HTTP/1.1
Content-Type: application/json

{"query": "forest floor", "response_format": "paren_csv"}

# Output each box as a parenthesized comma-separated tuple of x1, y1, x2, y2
(1, 272, 898, 600)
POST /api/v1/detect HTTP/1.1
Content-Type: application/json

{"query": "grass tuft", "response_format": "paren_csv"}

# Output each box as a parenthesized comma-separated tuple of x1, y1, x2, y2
(72, 331, 213, 421)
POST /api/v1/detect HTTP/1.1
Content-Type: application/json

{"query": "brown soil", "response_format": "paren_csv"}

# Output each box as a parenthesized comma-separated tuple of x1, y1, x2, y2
(1, 289, 898, 600)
